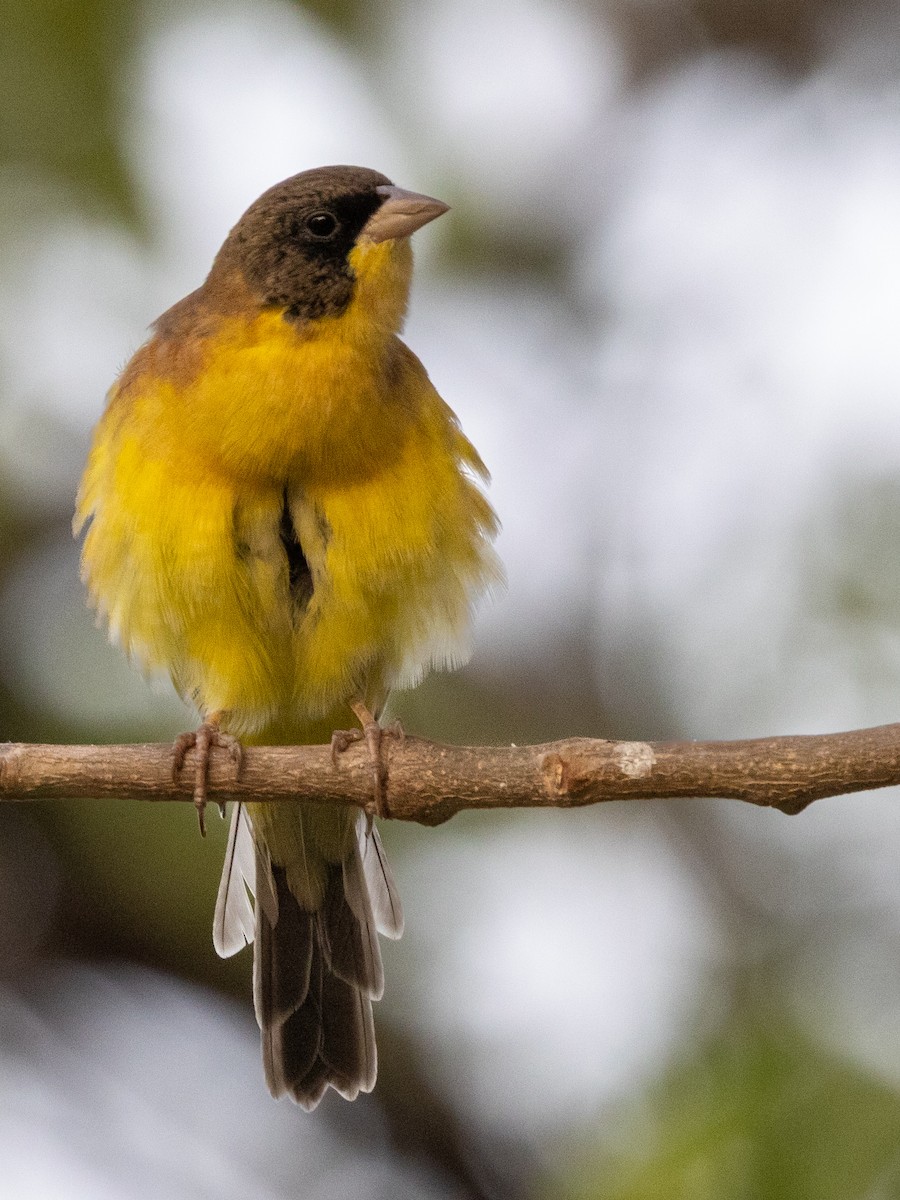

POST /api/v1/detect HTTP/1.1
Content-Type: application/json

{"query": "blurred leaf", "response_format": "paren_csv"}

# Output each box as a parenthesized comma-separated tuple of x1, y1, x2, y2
(558, 1012, 900, 1200)
(291, 0, 365, 34)
(0, 0, 138, 219)
(804, 475, 900, 631)
(45, 794, 248, 990)
(688, 0, 847, 70)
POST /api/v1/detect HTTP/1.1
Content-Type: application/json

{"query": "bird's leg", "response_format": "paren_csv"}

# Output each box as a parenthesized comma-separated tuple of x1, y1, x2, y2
(172, 711, 243, 836)
(331, 700, 403, 819)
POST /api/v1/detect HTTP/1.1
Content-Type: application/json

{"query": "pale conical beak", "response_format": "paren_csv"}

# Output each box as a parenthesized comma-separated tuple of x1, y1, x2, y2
(361, 185, 450, 243)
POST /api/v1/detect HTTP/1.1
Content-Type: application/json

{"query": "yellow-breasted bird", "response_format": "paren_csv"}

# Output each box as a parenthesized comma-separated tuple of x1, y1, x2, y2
(75, 166, 500, 1108)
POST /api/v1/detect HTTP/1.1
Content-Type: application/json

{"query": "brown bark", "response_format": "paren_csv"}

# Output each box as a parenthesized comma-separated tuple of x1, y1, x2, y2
(2, 722, 899, 824)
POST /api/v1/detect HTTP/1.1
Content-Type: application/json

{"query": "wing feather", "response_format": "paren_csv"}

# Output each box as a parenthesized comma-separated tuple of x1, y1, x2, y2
(358, 818, 404, 938)
(212, 803, 256, 957)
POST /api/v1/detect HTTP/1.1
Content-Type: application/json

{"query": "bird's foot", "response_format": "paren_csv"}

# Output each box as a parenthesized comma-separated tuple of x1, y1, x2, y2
(331, 702, 404, 820)
(173, 715, 243, 836)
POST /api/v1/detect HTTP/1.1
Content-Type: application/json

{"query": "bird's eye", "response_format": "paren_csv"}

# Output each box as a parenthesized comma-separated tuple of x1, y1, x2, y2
(305, 212, 338, 239)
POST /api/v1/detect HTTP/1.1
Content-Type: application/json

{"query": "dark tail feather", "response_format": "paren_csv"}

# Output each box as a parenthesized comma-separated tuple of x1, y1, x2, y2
(253, 862, 313, 1029)
(254, 856, 380, 1109)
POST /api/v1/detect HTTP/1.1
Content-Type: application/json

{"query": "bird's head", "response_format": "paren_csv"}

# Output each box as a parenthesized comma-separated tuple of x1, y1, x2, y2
(210, 165, 449, 334)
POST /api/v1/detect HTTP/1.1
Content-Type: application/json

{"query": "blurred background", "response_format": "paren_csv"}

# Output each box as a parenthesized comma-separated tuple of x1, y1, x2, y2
(3, 0, 900, 1195)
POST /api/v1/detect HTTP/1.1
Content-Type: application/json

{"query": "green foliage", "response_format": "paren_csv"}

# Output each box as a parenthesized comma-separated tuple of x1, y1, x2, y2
(560, 1012, 900, 1200)
(0, 0, 137, 218)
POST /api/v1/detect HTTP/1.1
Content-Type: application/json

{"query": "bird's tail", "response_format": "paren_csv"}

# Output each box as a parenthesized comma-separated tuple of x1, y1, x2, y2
(214, 801, 403, 1109)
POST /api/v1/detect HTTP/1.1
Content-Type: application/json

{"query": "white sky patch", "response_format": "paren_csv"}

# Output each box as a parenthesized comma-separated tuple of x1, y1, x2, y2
(793, 922, 900, 1096)
(407, 280, 604, 660)
(0, 531, 186, 733)
(395, 810, 722, 1131)
(582, 53, 900, 736)
(0, 219, 151, 502)
(0, 963, 450, 1200)
(389, 0, 623, 222)
(0, 223, 147, 424)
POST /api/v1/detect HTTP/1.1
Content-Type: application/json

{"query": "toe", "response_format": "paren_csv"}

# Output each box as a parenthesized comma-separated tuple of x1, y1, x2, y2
(331, 727, 363, 765)
(172, 731, 197, 778)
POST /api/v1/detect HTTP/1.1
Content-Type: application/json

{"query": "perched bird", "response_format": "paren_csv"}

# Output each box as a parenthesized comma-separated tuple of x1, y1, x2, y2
(75, 165, 500, 1108)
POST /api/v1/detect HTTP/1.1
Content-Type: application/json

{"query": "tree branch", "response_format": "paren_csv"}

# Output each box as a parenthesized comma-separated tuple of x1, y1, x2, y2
(2, 722, 900, 823)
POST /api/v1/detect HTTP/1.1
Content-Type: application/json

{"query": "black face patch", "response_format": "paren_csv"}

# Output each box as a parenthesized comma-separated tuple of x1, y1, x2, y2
(216, 166, 391, 324)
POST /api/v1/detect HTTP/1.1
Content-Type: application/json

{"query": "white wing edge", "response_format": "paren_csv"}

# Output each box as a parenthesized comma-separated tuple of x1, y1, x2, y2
(213, 802, 257, 957)
(357, 816, 404, 939)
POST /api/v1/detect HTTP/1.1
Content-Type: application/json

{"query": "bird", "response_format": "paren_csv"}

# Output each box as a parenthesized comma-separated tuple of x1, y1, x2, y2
(74, 165, 500, 1109)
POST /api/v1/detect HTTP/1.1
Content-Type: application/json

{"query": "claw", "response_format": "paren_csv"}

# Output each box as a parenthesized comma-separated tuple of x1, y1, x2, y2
(383, 718, 406, 748)
(330, 702, 404, 819)
(172, 716, 243, 835)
